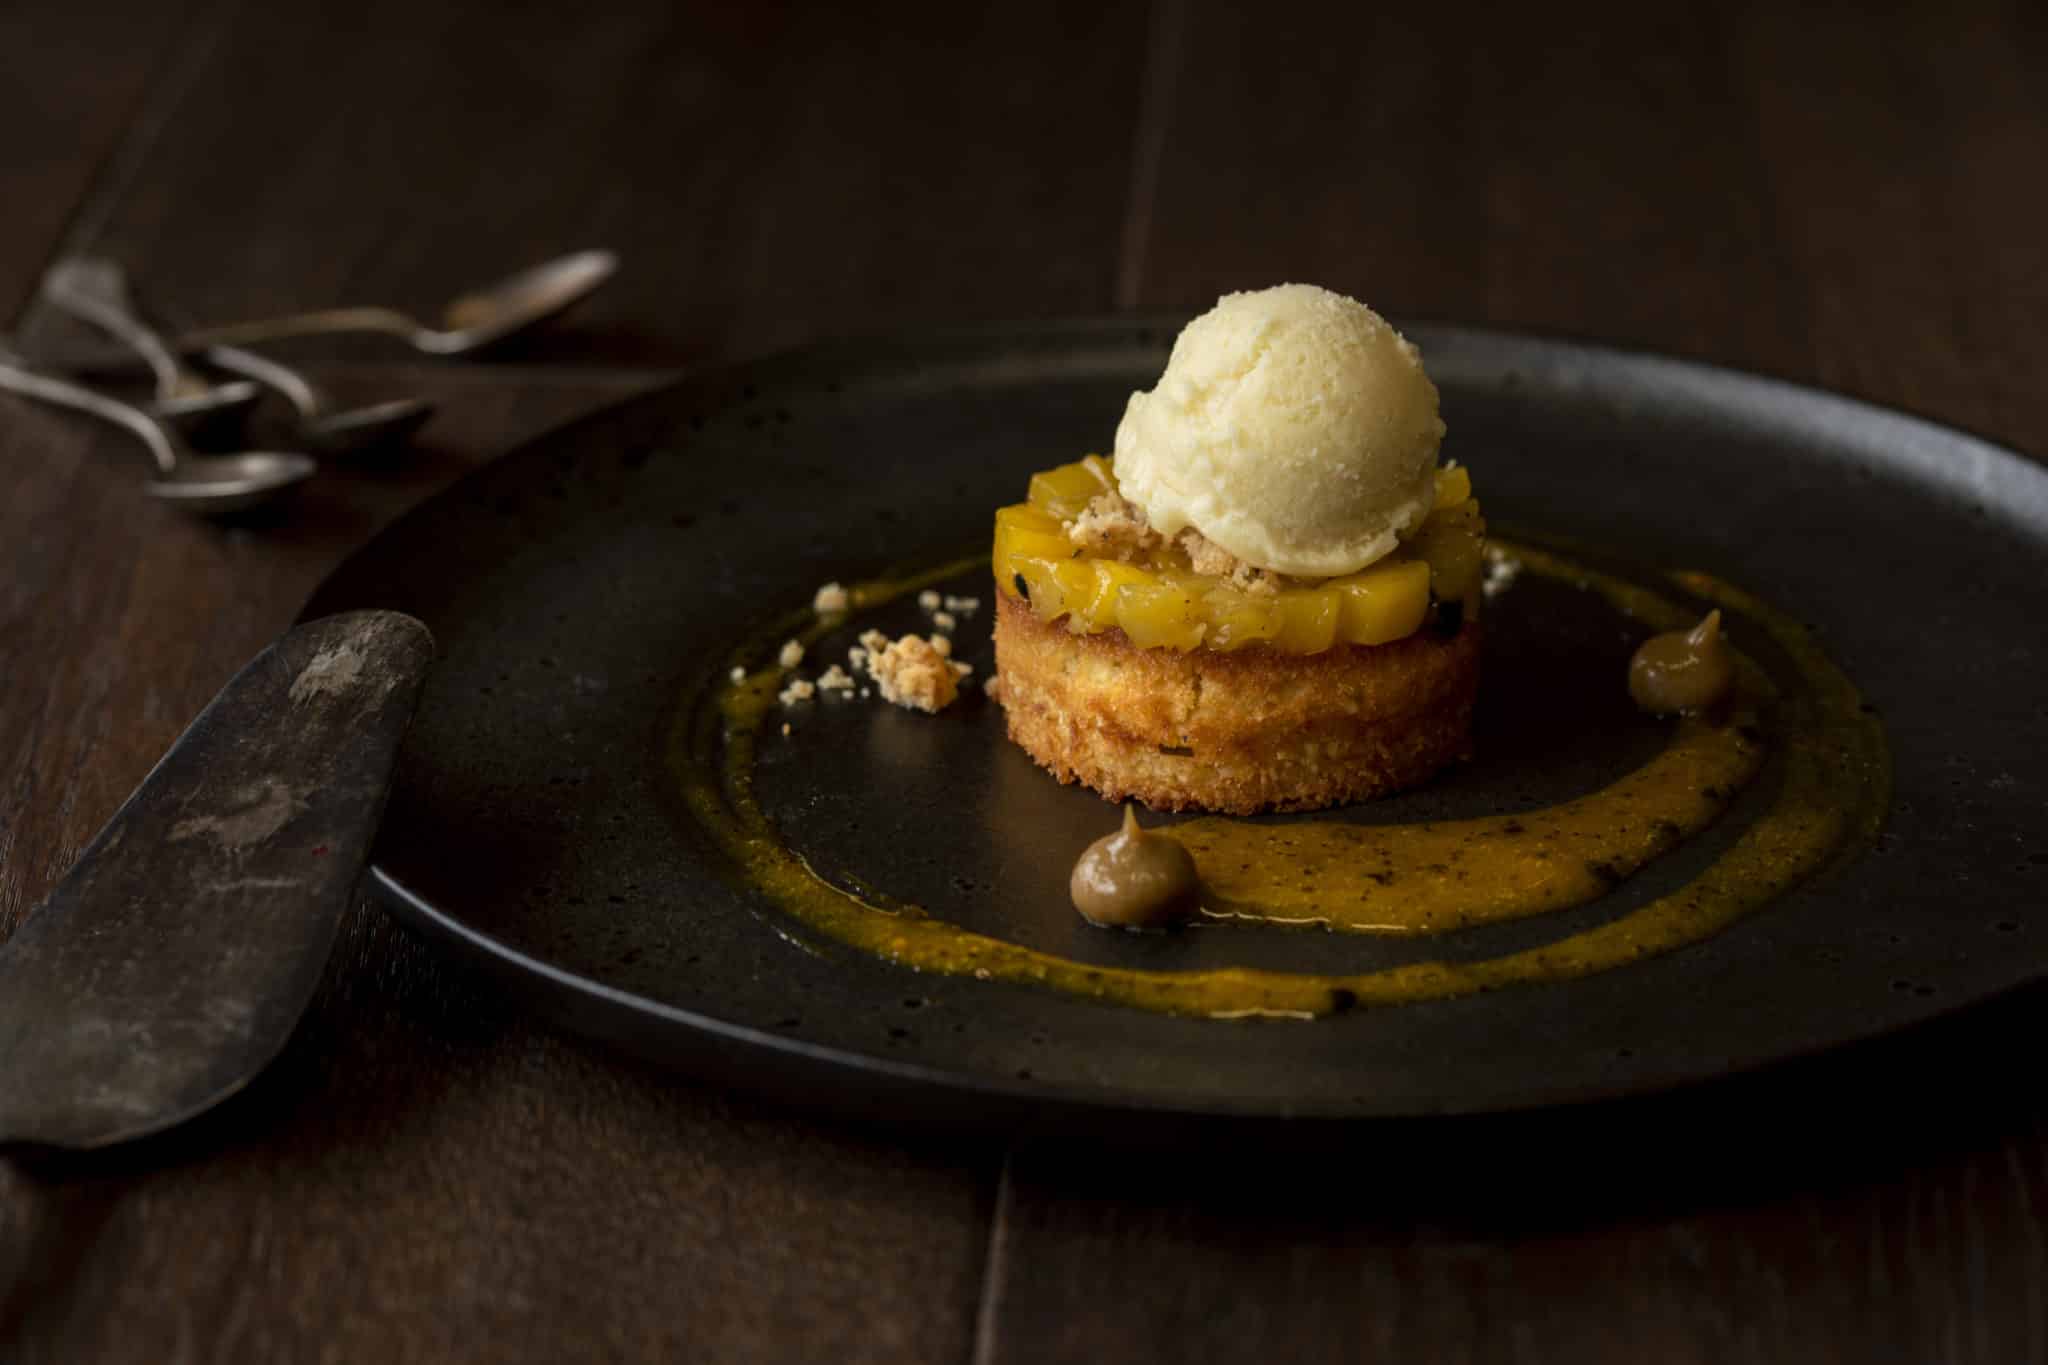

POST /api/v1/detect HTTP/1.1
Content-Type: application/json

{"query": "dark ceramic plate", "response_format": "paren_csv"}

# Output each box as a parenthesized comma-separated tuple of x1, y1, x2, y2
(304, 321, 2048, 1128)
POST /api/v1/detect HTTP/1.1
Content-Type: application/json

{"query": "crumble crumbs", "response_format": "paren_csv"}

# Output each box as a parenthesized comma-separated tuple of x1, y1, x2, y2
(1177, 528, 1234, 576)
(917, 589, 942, 610)
(770, 612, 976, 715)
(813, 581, 850, 613)
(865, 633, 961, 713)
(1066, 490, 1160, 558)
(1067, 491, 1279, 593)
(1482, 545, 1522, 599)
(729, 666, 746, 683)
(942, 594, 981, 614)
(1177, 529, 1280, 594)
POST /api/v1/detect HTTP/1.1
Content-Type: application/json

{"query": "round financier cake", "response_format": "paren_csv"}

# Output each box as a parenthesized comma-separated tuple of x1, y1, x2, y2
(993, 591, 1481, 814)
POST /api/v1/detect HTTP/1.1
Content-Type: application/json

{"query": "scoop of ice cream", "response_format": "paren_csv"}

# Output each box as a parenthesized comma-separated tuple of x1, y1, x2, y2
(1112, 284, 1445, 578)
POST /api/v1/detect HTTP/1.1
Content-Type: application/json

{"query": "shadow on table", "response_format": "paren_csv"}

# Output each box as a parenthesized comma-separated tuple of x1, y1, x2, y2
(1008, 976, 2048, 1227)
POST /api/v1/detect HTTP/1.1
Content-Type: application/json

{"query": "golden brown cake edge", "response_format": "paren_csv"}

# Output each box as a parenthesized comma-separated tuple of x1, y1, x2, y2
(991, 591, 1480, 814)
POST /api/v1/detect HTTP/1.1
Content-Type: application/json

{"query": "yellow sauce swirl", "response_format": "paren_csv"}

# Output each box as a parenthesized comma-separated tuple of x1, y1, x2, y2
(1181, 711, 1762, 933)
(674, 541, 1889, 1019)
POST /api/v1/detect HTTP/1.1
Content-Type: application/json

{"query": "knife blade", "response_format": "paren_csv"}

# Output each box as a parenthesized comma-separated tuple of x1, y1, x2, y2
(0, 610, 433, 1150)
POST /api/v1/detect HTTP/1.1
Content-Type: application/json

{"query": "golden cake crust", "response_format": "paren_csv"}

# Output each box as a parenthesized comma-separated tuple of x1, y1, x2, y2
(992, 591, 1480, 814)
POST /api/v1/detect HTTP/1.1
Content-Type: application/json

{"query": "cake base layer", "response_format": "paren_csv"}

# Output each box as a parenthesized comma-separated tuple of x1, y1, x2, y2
(992, 592, 1480, 814)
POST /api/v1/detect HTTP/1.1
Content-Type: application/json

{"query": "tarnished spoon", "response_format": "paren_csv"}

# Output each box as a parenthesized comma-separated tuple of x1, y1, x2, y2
(42, 258, 260, 443)
(179, 249, 618, 355)
(0, 346, 313, 516)
(203, 344, 435, 458)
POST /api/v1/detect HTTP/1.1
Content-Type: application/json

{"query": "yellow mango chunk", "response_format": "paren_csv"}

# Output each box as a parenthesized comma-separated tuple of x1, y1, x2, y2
(1115, 579, 1207, 650)
(993, 520, 1073, 568)
(996, 502, 1066, 534)
(1271, 587, 1340, 653)
(1046, 559, 1099, 629)
(1410, 499, 1487, 602)
(1072, 558, 1155, 626)
(1027, 455, 1114, 519)
(1332, 560, 1433, 644)
(994, 456, 1478, 653)
(1203, 586, 1280, 651)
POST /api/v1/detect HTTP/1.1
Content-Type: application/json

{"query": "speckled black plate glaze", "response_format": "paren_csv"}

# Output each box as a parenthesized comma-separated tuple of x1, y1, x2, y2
(303, 321, 2048, 1128)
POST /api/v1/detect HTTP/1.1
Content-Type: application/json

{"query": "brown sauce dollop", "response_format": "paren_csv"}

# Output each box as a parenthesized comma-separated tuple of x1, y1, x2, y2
(1629, 609, 1735, 716)
(1070, 805, 1202, 929)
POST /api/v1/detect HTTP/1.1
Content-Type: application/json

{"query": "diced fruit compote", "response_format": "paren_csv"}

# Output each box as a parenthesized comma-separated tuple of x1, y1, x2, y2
(992, 458, 1484, 653)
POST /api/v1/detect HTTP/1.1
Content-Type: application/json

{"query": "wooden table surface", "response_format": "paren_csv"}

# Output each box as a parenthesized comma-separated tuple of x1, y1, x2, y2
(5, 2, 2046, 1360)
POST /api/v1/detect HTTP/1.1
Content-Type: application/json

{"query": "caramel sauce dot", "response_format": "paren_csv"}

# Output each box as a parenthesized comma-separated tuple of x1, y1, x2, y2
(1630, 610, 1735, 716)
(1071, 805, 1202, 929)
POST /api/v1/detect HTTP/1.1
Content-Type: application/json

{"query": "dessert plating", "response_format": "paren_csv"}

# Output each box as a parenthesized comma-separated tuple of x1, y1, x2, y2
(990, 459, 1484, 813)
(990, 285, 1486, 813)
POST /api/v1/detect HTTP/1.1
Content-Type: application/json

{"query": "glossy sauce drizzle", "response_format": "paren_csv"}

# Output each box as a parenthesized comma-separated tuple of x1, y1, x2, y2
(675, 541, 1889, 1019)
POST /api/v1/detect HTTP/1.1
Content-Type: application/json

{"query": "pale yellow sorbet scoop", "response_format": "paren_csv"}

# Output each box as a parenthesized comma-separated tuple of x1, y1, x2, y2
(1112, 284, 1445, 577)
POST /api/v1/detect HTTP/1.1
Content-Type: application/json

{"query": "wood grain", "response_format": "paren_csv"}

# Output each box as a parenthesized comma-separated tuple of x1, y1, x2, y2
(1130, 0, 2048, 443)
(0, 0, 214, 324)
(3, 910, 997, 1364)
(5, 0, 2048, 1360)
(978, 991, 2048, 1365)
(11, 0, 1150, 368)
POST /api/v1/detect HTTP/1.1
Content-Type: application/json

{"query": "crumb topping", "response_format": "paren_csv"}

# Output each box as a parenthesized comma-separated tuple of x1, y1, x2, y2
(1178, 529, 1280, 595)
(1067, 491, 1281, 594)
(812, 581, 850, 613)
(1066, 490, 1160, 558)
(917, 590, 942, 610)
(764, 608, 977, 716)
(1176, 527, 1233, 575)
(1482, 545, 1522, 600)
(866, 633, 961, 713)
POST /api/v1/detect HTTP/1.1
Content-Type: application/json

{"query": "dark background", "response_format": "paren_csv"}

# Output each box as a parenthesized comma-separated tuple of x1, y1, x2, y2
(4, 1, 2046, 1360)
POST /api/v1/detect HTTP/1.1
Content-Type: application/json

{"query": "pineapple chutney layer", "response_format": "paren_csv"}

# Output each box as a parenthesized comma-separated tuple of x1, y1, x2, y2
(991, 455, 1486, 814)
(997, 455, 1483, 650)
